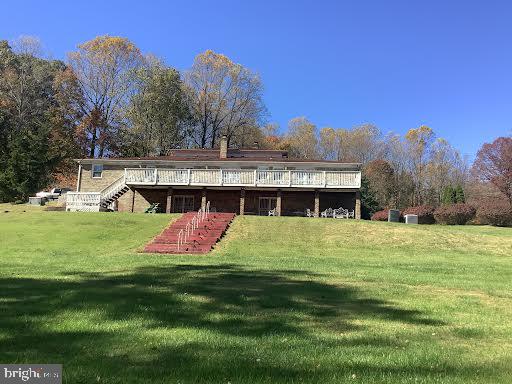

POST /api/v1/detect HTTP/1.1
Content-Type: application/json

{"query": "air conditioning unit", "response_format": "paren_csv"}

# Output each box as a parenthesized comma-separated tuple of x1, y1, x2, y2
(405, 214, 418, 224)
(388, 209, 400, 222)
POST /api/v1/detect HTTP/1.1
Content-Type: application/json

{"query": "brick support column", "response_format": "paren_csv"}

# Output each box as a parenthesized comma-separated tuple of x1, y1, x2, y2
(314, 190, 320, 218)
(201, 188, 207, 210)
(239, 189, 245, 215)
(276, 190, 282, 216)
(166, 187, 173, 214)
(355, 191, 361, 220)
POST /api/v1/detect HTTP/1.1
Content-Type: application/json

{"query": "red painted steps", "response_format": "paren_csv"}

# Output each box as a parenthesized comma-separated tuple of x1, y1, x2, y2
(143, 212, 235, 254)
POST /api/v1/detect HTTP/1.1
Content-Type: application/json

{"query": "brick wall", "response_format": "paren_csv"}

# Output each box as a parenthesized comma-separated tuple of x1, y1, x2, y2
(115, 188, 168, 213)
(205, 190, 241, 213)
(78, 164, 124, 192)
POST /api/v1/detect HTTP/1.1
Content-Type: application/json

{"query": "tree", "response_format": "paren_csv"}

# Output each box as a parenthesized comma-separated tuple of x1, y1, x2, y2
(66, 35, 144, 157)
(185, 50, 266, 149)
(405, 125, 435, 205)
(364, 159, 395, 208)
(383, 133, 415, 209)
(472, 137, 512, 206)
(123, 59, 192, 156)
(338, 124, 383, 164)
(360, 175, 381, 219)
(0, 39, 73, 201)
(285, 117, 318, 159)
(424, 138, 467, 205)
(441, 186, 456, 204)
(319, 127, 340, 160)
(455, 185, 465, 203)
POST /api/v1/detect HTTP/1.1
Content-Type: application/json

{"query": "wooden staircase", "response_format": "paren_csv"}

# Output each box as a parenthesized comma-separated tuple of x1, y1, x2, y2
(143, 212, 235, 254)
(99, 177, 130, 210)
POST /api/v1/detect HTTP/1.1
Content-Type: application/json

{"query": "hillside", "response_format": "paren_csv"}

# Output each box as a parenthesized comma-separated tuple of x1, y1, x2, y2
(0, 207, 511, 383)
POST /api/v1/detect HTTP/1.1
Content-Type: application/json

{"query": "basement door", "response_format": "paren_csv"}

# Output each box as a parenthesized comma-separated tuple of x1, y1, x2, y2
(258, 197, 277, 216)
(173, 195, 194, 213)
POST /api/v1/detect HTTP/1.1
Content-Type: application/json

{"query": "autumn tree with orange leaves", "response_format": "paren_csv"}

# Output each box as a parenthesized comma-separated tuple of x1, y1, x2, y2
(64, 36, 145, 158)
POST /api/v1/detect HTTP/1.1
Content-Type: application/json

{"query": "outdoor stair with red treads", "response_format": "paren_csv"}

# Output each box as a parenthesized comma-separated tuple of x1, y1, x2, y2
(143, 212, 236, 254)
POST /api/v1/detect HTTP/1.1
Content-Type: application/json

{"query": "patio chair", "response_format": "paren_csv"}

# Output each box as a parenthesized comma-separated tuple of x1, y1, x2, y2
(268, 208, 277, 216)
(305, 208, 313, 217)
(321, 208, 333, 218)
(333, 207, 348, 219)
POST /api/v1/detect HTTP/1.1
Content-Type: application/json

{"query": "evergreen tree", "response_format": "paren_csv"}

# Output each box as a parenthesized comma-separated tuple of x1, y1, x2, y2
(441, 186, 456, 205)
(454, 185, 465, 203)
(360, 175, 380, 220)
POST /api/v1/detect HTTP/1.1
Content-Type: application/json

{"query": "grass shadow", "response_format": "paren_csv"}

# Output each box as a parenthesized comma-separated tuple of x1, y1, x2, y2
(0, 264, 465, 383)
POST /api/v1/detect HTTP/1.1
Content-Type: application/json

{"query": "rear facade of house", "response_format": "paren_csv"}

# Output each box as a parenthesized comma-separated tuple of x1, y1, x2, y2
(68, 137, 362, 218)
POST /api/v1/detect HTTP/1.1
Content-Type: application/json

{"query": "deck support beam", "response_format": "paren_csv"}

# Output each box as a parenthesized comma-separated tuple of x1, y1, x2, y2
(130, 188, 136, 213)
(239, 189, 245, 215)
(314, 190, 320, 218)
(276, 190, 282, 216)
(201, 188, 207, 210)
(166, 187, 173, 213)
(355, 191, 361, 219)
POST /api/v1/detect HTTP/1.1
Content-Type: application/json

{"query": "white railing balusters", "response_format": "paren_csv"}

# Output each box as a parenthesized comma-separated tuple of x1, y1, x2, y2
(124, 168, 361, 188)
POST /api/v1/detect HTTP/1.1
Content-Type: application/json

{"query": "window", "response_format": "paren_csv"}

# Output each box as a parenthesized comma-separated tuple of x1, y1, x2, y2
(92, 164, 103, 178)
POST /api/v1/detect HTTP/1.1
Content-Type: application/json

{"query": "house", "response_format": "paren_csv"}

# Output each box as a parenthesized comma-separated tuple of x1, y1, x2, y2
(67, 136, 362, 218)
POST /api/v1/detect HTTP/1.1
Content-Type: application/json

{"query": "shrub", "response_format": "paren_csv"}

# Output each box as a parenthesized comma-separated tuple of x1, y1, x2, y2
(476, 202, 512, 227)
(403, 205, 436, 224)
(371, 209, 389, 221)
(371, 209, 403, 221)
(434, 203, 476, 225)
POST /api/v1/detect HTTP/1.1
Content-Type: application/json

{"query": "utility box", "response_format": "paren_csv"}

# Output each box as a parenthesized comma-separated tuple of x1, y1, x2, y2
(405, 214, 418, 224)
(388, 209, 400, 222)
(28, 197, 45, 206)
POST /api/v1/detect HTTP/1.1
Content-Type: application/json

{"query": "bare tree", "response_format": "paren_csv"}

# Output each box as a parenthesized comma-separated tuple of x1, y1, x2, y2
(184, 50, 266, 148)
(286, 117, 318, 159)
(472, 136, 512, 206)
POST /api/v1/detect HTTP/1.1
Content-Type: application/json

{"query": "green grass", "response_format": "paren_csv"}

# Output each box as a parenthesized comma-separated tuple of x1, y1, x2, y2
(1, 204, 511, 383)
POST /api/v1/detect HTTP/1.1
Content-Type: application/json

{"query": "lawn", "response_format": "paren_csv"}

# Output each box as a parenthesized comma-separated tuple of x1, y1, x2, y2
(0, 204, 511, 383)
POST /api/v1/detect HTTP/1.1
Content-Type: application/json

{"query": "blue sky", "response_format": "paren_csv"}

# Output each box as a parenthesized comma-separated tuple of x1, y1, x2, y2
(2, 0, 511, 158)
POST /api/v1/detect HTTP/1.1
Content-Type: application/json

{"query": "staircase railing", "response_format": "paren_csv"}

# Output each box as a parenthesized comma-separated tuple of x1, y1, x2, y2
(177, 201, 211, 252)
(100, 176, 127, 203)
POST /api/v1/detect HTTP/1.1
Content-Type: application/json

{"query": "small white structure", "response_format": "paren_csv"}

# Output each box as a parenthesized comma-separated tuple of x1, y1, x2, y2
(65, 192, 103, 212)
(405, 214, 419, 224)
(28, 196, 45, 206)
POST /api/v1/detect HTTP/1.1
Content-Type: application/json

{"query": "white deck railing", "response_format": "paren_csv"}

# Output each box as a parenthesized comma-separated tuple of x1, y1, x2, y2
(124, 168, 361, 188)
(65, 192, 102, 212)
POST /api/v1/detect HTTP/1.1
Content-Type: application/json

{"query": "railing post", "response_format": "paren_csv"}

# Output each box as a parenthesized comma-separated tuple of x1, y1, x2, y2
(254, 170, 257, 186)
(187, 169, 191, 185)
(288, 170, 292, 187)
(323, 171, 327, 187)
(220, 169, 223, 186)
(154, 168, 158, 185)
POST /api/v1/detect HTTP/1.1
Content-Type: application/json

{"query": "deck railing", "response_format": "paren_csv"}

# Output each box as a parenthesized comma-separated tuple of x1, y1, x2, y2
(124, 168, 360, 188)
(66, 192, 102, 212)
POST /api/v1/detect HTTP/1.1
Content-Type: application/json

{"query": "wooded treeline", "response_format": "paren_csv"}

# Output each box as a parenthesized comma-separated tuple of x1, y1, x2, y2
(0, 35, 510, 213)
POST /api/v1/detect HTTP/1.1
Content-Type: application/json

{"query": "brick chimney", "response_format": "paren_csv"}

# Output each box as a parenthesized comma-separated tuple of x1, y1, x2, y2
(220, 135, 228, 159)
